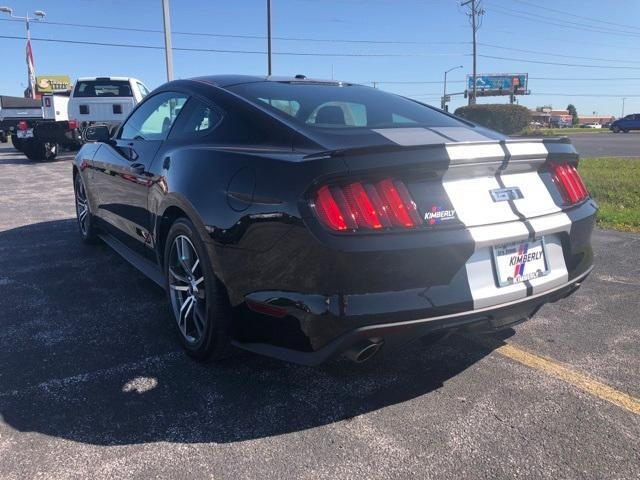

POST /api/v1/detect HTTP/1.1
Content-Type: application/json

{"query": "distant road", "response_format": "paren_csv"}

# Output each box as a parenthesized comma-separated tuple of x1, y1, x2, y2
(566, 132, 640, 158)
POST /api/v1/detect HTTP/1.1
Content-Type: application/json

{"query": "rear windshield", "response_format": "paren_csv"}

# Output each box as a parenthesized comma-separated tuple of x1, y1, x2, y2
(73, 80, 133, 98)
(227, 82, 464, 129)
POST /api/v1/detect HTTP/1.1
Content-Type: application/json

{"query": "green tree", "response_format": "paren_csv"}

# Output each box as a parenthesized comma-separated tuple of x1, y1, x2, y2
(567, 104, 579, 126)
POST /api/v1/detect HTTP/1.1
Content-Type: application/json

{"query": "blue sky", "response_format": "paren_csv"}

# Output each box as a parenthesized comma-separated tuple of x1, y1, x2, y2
(1, 0, 639, 116)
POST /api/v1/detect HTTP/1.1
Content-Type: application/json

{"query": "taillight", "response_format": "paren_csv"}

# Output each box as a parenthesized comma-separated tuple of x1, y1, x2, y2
(68, 119, 78, 130)
(549, 162, 589, 205)
(313, 178, 421, 232)
(17, 121, 28, 131)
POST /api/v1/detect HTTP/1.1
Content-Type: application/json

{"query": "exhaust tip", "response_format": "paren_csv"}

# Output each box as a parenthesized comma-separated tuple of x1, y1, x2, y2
(345, 338, 384, 363)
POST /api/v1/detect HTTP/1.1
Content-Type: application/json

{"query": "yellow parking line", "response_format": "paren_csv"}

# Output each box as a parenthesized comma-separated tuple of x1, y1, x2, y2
(495, 343, 640, 416)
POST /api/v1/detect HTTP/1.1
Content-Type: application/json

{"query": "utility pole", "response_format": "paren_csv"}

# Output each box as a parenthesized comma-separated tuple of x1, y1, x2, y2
(0, 6, 45, 98)
(461, 0, 483, 105)
(622, 97, 627, 118)
(161, 0, 174, 81)
(267, 0, 272, 76)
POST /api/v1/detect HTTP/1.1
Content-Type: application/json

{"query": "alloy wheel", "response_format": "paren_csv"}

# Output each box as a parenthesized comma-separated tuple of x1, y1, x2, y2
(168, 235, 207, 344)
(75, 175, 89, 236)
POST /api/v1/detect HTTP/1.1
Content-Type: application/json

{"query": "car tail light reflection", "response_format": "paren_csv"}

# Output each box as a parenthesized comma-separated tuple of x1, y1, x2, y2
(17, 121, 28, 131)
(549, 162, 589, 204)
(313, 178, 421, 232)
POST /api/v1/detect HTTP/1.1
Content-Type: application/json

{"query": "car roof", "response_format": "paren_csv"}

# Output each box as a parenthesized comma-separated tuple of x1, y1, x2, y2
(76, 77, 142, 82)
(191, 74, 355, 88)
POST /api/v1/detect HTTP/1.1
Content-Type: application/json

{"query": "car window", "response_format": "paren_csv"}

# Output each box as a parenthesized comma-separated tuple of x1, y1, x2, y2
(624, 115, 634, 120)
(306, 101, 367, 127)
(137, 82, 150, 98)
(120, 92, 188, 141)
(170, 98, 223, 138)
(74, 80, 133, 97)
(258, 98, 300, 116)
(227, 81, 465, 130)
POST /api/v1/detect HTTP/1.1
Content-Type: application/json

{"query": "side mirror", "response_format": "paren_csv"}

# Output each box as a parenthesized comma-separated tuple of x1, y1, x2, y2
(84, 125, 110, 143)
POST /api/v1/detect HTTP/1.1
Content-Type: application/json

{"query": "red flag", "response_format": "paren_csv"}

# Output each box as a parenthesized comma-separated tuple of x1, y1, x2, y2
(26, 39, 36, 98)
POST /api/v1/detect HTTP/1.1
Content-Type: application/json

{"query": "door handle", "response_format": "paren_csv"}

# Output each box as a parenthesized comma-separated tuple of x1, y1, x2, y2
(130, 162, 145, 174)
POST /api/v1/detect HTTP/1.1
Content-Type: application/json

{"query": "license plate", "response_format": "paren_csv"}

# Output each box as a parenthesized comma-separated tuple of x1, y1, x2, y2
(17, 129, 33, 139)
(492, 238, 549, 287)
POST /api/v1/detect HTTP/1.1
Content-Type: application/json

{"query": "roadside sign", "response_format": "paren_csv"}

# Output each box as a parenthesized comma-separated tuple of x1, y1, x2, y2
(467, 74, 529, 97)
(35, 75, 72, 94)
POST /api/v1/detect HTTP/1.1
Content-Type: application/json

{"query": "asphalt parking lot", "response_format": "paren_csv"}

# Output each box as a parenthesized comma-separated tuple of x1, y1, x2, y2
(0, 143, 638, 479)
(567, 131, 640, 158)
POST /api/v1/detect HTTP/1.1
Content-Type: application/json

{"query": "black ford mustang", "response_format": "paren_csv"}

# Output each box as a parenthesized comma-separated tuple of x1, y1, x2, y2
(74, 75, 596, 365)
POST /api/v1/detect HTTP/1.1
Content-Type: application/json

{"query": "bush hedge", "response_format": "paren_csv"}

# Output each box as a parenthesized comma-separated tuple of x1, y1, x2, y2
(453, 104, 531, 135)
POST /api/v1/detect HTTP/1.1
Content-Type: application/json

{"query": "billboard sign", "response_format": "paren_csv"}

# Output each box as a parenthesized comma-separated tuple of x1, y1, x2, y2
(467, 74, 528, 97)
(35, 75, 72, 94)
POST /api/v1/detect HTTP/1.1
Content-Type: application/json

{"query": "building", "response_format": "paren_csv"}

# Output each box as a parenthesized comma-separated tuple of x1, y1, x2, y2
(530, 108, 615, 127)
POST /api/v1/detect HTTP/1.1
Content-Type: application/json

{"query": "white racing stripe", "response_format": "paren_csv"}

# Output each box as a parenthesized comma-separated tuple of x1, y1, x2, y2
(501, 171, 563, 219)
(442, 175, 522, 227)
(372, 127, 447, 146)
(445, 143, 505, 162)
(465, 247, 528, 309)
(529, 235, 569, 294)
(440, 140, 573, 309)
(505, 141, 548, 158)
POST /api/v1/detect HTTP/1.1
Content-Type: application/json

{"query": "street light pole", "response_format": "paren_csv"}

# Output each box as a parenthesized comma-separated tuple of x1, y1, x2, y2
(442, 65, 463, 111)
(161, 0, 174, 81)
(267, 0, 272, 76)
(0, 6, 45, 98)
(622, 97, 627, 118)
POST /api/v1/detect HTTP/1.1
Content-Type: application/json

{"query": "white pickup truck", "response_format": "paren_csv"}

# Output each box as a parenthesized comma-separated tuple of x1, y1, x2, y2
(30, 76, 149, 160)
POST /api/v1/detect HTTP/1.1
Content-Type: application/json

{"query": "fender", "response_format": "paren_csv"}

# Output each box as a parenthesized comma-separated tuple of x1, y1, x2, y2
(152, 191, 229, 288)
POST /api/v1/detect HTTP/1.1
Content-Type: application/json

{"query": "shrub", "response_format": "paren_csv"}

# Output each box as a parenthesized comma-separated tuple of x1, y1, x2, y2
(453, 104, 532, 135)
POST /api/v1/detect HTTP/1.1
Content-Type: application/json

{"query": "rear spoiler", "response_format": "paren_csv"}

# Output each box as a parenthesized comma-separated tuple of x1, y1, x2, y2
(304, 137, 578, 164)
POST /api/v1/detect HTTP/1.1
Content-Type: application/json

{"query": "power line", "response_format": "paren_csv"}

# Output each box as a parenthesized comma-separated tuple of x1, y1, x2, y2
(533, 93, 640, 98)
(0, 34, 468, 58)
(479, 54, 640, 71)
(4, 15, 640, 66)
(0, 17, 469, 47)
(368, 77, 640, 85)
(513, 0, 640, 32)
(479, 43, 640, 66)
(486, 4, 640, 39)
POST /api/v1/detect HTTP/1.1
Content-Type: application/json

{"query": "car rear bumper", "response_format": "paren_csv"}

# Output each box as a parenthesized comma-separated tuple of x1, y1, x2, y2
(34, 121, 81, 146)
(233, 266, 592, 365)
(222, 197, 596, 365)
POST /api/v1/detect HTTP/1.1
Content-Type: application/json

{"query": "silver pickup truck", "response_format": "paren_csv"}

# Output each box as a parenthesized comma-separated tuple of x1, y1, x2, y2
(0, 95, 44, 147)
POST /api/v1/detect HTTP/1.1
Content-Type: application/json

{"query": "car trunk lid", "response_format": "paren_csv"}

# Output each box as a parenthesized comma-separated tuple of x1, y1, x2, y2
(307, 136, 578, 230)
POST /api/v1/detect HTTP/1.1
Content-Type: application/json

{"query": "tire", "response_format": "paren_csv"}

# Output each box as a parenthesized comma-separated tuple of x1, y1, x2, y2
(74, 173, 98, 243)
(11, 135, 23, 152)
(164, 217, 233, 361)
(0, 131, 7, 143)
(623, 129, 630, 133)
(23, 140, 57, 161)
(612, 126, 620, 133)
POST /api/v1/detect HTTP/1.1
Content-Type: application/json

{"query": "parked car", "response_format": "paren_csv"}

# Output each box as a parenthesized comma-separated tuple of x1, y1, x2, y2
(610, 114, 640, 133)
(581, 123, 601, 129)
(0, 95, 43, 149)
(32, 76, 150, 160)
(73, 75, 596, 365)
